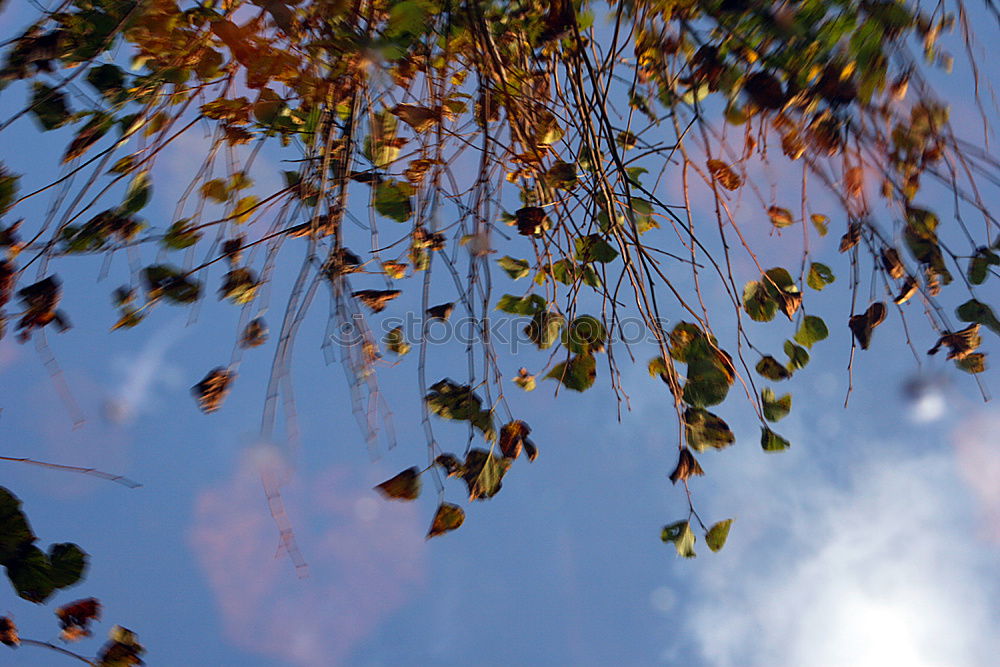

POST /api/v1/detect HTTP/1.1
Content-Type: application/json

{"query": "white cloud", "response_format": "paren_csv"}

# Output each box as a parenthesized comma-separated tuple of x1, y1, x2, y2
(684, 448, 1000, 667)
(103, 321, 185, 424)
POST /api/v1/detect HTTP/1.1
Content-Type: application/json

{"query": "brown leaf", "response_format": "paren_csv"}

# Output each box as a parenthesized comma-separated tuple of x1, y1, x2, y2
(767, 206, 795, 228)
(777, 290, 802, 320)
(881, 247, 905, 279)
(352, 289, 401, 313)
(0, 616, 18, 647)
(845, 166, 864, 198)
(192, 367, 234, 413)
(56, 598, 101, 642)
(427, 502, 465, 538)
(744, 72, 787, 110)
(514, 206, 547, 237)
(393, 104, 440, 133)
(374, 467, 421, 501)
(239, 317, 268, 348)
(839, 222, 861, 252)
(706, 159, 742, 190)
(16, 275, 64, 340)
(928, 324, 981, 361)
(434, 454, 464, 477)
(426, 302, 454, 320)
(894, 276, 918, 304)
(849, 302, 887, 350)
(669, 448, 704, 484)
(499, 420, 531, 459)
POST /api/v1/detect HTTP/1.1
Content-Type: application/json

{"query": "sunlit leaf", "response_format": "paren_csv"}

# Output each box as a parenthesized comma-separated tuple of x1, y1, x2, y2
(661, 520, 696, 558)
(760, 427, 791, 452)
(684, 408, 734, 452)
(705, 519, 733, 552)
(547, 353, 596, 392)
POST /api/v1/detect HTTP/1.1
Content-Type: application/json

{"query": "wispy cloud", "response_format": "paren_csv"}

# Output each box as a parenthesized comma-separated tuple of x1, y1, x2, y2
(103, 322, 185, 424)
(682, 445, 1000, 667)
(189, 446, 428, 666)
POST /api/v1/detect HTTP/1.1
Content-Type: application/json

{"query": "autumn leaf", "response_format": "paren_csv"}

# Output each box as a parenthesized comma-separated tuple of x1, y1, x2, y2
(461, 449, 510, 501)
(192, 367, 234, 413)
(427, 503, 465, 538)
(56, 598, 101, 642)
(352, 289, 401, 313)
(707, 159, 742, 190)
(426, 302, 454, 320)
(849, 302, 887, 349)
(240, 318, 269, 348)
(374, 467, 421, 501)
(669, 448, 704, 484)
(499, 420, 533, 460)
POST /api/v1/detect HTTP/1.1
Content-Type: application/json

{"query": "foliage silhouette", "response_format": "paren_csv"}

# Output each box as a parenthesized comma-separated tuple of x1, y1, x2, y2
(1, 0, 998, 558)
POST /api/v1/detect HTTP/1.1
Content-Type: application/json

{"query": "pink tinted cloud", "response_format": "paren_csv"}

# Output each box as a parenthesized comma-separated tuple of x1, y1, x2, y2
(952, 413, 1000, 542)
(190, 449, 427, 666)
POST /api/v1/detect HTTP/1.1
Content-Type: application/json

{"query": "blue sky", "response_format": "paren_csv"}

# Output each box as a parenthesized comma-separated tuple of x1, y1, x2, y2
(1, 2, 999, 666)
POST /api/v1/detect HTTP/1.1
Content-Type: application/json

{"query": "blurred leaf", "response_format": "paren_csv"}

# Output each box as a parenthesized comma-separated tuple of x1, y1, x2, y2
(121, 171, 151, 214)
(427, 503, 464, 538)
(849, 302, 888, 349)
(191, 367, 234, 414)
(5, 544, 55, 603)
(760, 427, 791, 452)
(462, 449, 510, 500)
(30, 82, 71, 131)
(767, 206, 795, 228)
(47, 543, 87, 589)
(525, 311, 565, 349)
(684, 408, 734, 452)
(562, 315, 606, 354)
(574, 234, 618, 264)
(956, 299, 1000, 335)
(547, 353, 597, 392)
(373, 180, 413, 222)
(661, 520, 696, 558)
(968, 247, 999, 285)
(385, 326, 410, 355)
(762, 387, 792, 422)
(496, 293, 546, 315)
(784, 340, 810, 370)
(669, 448, 704, 484)
(374, 467, 421, 501)
(705, 519, 733, 552)
(794, 315, 829, 348)
(0, 487, 35, 562)
(756, 355, 791, 381)
(497, 256, 530, 280)
(352, 289, 401, 313)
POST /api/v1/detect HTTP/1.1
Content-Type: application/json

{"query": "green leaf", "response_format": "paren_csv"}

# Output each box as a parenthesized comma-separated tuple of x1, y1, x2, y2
(121, 171, 151, 213)
(743, 280, 778, 322)
(30, 83, 71, 131)
(497, 256, 530, 280)
(525, 311, 565, 349)
(47, 543, 87, 589)
(661, 520, 696, 558)
(783, 340, 810, 371)
(760, 427, 791, 452)
(373, 179, 413, 222)
(423, 380, 494, 440)
(0, 487, 35, 562)
(756, 355, 791, 381)
(562, 315, 606, 354)
(163, 219, 201, 249)
(807, 262, 836, 290)
(956, 299, 1000, 336)
(705, 519, 734, 552)
(496, 293, 546, 315)
(547, 353, 597, 392)
(574, 234, 619, 263)
(545, 160, 577, 190)
(684, 408, 735, 452)
(794, 315, 829, 348)
(683, 357, 733, 407)
(5, 545, 54, 603)
(461, 449, 511, 501)
(762, 387, 792, 422)
(0, 165, 20, 214)
(86, 63, 126, 101)
(968, 247, 1000, 285)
